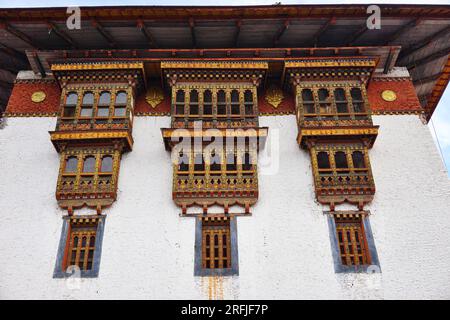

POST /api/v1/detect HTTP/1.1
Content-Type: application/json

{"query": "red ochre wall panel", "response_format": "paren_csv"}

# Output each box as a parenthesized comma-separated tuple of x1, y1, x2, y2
(5, 81, 61, 116)
(367, 78, 422, 114)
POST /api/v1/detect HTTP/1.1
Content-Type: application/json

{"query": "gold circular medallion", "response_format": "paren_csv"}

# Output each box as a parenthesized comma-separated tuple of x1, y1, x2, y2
(31, 91, 46, 103)
(381, 90, 397, 102)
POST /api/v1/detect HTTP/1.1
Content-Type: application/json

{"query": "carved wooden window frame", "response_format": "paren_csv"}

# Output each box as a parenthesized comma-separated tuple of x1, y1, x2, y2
(295, 81, 370, 123)
(170, 83, 258, 121)
(58, 146, 121, 196)
(59, 85, 133, 125)
(54, 215, 106, 278)
(310, 143, 374, 188)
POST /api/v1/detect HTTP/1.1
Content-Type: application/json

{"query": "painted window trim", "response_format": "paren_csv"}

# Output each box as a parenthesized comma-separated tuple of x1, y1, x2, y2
(53, 215, 106, 278)
(194, 216, 239, 277)
(326, 212, 381, 274)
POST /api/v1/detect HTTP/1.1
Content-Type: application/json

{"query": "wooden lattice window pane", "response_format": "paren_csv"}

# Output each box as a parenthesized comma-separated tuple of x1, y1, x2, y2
(66, 221, 97, 271)
(335, 216, 370, 266)
(194, 153, 205, 172)
(202, 219, 231, 269)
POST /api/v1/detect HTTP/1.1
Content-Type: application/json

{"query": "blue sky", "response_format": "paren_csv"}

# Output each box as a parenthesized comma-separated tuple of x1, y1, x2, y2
(0, 0, 448, 175)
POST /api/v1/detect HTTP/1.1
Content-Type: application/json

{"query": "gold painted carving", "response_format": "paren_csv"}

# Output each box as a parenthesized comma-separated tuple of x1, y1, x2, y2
(161, 61, 268, 70)
(381, 90, 397, 102)
(145, 86, 164, 108)
(31, 91, 46, 103)
(265, 86, 284, 109)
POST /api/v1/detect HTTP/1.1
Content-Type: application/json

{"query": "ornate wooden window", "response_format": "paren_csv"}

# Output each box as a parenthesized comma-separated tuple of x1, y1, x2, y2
(54, 215, 106, 278)
(97, 91, 111, 118)
(66, 219, 98, 271)
(170, 85, 258, 124)
(57, 146, 121, 209)
(296, 82, 371, 125)
(310, 143, 375, 207)
(202, 218, 231, 269)
(334, 215, 371, 266)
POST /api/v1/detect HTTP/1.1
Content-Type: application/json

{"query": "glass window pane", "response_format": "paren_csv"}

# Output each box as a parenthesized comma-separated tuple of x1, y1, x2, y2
(83, 156, 96, 172)
(63, 106, 76, 117)
(114, 107, 126, 117)
(115, 91, 127, 105)
(99, 92, 111, 106)
(65, 157, 78, 173)
(66, 92, 78, 106)
(82, 92, 94, 105)
(80, 106, 93, 117)
(176, 90, 185, 103)
(317, 152, 330, 169)
(101, 156, 113, 172)
(97, 107, 109, 117)
(352, 151, 366, 168)
(334, 152, 348, 168)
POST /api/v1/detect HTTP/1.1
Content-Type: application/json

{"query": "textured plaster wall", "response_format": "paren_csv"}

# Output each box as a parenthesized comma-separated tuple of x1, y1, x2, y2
(0, 114, 450, 299)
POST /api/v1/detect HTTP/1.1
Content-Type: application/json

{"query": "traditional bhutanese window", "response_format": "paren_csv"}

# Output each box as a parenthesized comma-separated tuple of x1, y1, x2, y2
(97, 92, 111, 117)
(334, 216, 371, 266)
(334, 88, 349, 114)
(217, 90, 227, 117)
(114, 91, 127, 117)
(301, 89, 315, 114)
(189, 90, 199, 115)
(80, 92, 94, 118)
(334, 151, 349, 172)
(65, 156, 78, 173)
(63, 92, 78, 118)
(244, 90, 253, 115)
(230, 90, 240, 115)
(175, 90, 185, 115)
(203, 90, 213, 116)
(351, 88, 365, 114)
(66, 221, 97, 271)
(54, 216, 106, 278)
(202, 219, 231, 269)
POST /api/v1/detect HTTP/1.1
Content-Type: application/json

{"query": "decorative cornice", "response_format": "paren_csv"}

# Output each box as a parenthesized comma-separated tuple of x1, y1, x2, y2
(51, 62, 145, 72)
(161, 61, 269, 70)
(3, 112, 58, 117)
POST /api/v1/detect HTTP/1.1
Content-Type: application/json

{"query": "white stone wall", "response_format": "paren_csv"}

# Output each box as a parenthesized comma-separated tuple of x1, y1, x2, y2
(0, 114, 450, 299)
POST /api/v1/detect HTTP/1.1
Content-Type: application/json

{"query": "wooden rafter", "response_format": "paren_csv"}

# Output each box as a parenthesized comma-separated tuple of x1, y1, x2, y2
(0, 41, 28, 64)
(137, 19, 157, 48)
(346, 24, 368, 46)
(91, 20, 116, 48)
(273, 19, 290, 47)
(47, 21, 78, 48)
(407, 47, 450, 69)
(309, 17, 335, 47)
(413, 72, 443, 85)
(384, 18, 422, 45)
(0, 21, 41, 49)
(189, 18, 196, 49)
(400, 25, 450, 61)
(234, 20, 242, 48)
